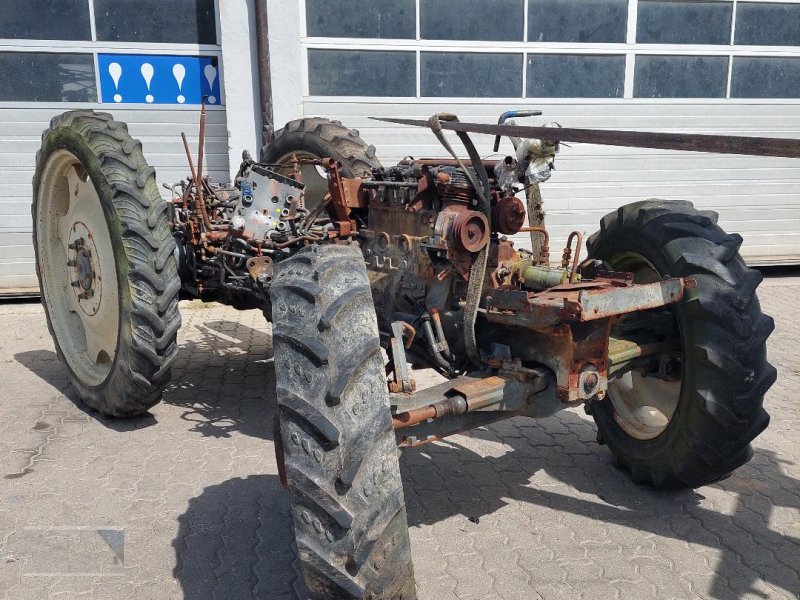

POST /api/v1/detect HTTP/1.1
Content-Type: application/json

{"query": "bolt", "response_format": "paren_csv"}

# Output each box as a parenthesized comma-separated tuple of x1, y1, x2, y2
(68, 238, 84, 250)
(583, 372, 599, 394)
(70, 280, 81, 288)
(78, 290, 94, 300)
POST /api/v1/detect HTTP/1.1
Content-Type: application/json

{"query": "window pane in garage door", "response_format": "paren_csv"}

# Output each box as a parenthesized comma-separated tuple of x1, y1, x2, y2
(421, 52, 523, 97)
(731, 57, 800, 98)
(0, 52, 96, 102)
(306, 0, 415, 39)
(308, 49, 416, 96)
(634, 55, 728, 98)
(95, 0, 217, 44)
(637, 1, 732, 45)
(735, 2, 800, 46)
(421, 0, 524, 41)
(528, 0, 628, 43)
(0, 0, 90, 41)
(527, 54, 625, 97)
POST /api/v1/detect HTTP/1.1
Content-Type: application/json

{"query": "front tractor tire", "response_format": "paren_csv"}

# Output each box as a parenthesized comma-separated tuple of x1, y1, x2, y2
(270, 244, 416, 599)
(587, 200, 776, 488)
(33, 110, 181, 417)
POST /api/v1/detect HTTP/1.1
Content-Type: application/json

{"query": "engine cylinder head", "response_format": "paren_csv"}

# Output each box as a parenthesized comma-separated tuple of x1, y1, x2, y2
(436, 167, 476, 204)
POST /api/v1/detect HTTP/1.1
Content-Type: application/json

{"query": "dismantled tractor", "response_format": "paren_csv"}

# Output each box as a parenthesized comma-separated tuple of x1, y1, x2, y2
(34, 108, 778, 599)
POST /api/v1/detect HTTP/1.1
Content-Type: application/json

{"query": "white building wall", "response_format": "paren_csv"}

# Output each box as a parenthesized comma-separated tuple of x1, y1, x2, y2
(267, 1, 304, 128)
(219, 0, 260, 169)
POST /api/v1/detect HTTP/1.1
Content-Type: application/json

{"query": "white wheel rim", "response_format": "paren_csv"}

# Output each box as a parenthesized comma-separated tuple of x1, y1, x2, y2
(608, 371, 681, 440)
(606, 252, 682, 441)
(272, 151, 330, 210)
(36, 150, 120, 386)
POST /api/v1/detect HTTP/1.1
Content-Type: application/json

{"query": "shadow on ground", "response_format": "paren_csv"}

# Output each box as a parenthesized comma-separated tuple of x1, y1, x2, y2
(173, 474, 308, 600)
(160, 319, 276, 441)
(174, 410, 799, 600)
(14, 318, 276, 439)
(14, 349, 158, 432)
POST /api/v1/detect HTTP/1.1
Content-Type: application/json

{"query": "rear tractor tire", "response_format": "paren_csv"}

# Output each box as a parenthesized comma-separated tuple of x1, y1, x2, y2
(270, 244, 416, 599)
(33, 110, 181, 417)
(586, 200, 776, 488)
(260, 117, 381, 210)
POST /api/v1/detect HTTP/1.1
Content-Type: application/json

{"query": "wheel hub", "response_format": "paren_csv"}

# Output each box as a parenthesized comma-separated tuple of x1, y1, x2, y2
(606, 252, 682, 440)
(68, 221, 103, 316)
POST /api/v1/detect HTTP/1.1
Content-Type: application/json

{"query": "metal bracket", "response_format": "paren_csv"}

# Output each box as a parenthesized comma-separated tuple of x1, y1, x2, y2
(389, 321, 415, 393)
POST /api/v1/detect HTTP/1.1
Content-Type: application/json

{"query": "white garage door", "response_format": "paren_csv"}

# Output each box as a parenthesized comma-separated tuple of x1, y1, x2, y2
(295, 0, 800, 265)
(0, 0, 229, 294)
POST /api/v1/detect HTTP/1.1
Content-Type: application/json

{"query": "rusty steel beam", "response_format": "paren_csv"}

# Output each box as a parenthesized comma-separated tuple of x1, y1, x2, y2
(373, 117, 800, 159)
(486, 277, 689, 330)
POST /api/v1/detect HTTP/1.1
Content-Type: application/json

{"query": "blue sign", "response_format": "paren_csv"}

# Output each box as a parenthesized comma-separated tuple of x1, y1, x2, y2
(98, 54, 222, 105)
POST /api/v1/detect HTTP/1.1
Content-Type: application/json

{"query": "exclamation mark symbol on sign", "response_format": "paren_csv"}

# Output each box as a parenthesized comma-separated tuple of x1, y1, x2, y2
(173, 64, 186, 104)
(141, 63, 155, 103)
(204, 64, 218, 104)
(109, 62, 123, 102)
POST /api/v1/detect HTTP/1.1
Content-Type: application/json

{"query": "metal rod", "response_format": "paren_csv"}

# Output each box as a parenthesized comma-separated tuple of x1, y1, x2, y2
(181, 112, 220, 231)
(392, 405, 437, 429)
(392, 394, 467, 430)
(360, 180, 419, 189)
(374, 117, 800, 159)
(181, 132, 198, 188)
(607, 339, 680, 376)
(196, 100, 206, 197)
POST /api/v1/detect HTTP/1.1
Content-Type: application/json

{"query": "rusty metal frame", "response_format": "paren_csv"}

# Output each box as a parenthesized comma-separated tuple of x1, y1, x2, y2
(388, 273, 689, 441)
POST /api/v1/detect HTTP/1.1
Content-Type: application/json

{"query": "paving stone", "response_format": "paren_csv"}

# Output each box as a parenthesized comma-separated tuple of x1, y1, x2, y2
(0, 275, 798, 599)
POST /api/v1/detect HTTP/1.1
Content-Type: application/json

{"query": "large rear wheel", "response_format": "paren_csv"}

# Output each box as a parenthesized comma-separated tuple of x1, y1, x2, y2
(33, 110, 181, 417)
(586, 200, 776, 488)
(261, 118, 381, 210)
(271, 244, 416, 599)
